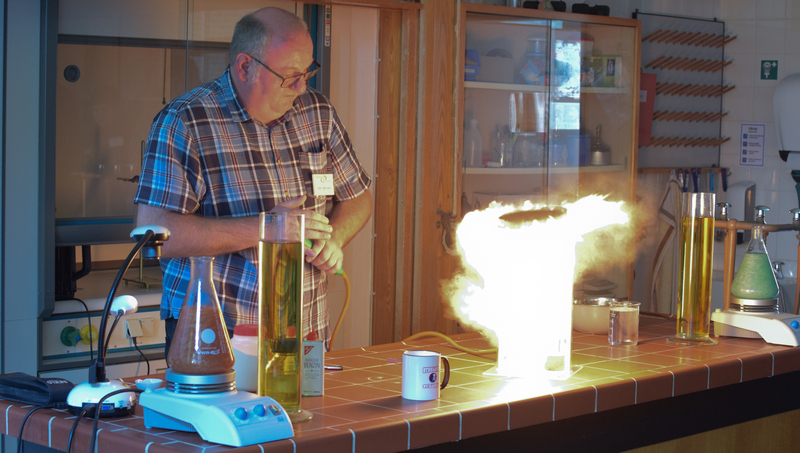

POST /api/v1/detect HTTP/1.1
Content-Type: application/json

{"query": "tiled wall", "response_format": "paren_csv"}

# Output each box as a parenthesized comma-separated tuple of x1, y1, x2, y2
(719, 0, 800, 278)
(603, 0, 798, 278)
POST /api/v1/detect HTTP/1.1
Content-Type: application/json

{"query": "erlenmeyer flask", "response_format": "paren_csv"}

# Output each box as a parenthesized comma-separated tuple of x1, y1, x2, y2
(730, 225, 780, 300)
(168, 256, 235, 375)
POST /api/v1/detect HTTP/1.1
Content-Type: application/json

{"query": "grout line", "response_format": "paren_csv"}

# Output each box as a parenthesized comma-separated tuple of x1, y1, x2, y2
(291, 438, 297, 453)
(95, 428, 103, 453)
(669, 371, 675, 397)
(738, 358, 743, 383)
(48, 415, 56, 448)
(591, 386, 598, 412)
(457, 410, 462, 440)
(5, 404, 11, 435)
(406, 419, 411, 450)
(258, 444, 265, 453)
(705, 364, 710, 389)
(770, 352, 775, 376)
(632, 378, 638, 404)
(550, 394, 555, 421)
(350, 428, 356, 453)
(506, 403, 510, 431)
(144, 441, 153, 452)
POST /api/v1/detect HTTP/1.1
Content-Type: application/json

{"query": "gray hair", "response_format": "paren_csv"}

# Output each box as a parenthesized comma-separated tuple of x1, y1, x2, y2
(229, 13, 270, 68)
(229, 8, 309, 69)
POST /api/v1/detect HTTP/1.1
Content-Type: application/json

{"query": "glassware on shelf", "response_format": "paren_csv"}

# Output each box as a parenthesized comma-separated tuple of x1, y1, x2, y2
(589, 125, 610, 166)
(512, 131, 545, 168)
(463, 118, 483, 168)
(730, 224, 780, 301)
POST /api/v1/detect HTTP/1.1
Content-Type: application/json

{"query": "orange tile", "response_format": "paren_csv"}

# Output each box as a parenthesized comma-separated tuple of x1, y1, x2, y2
(407, 412, 461, 449)
(348, 419, 410, 453)
(553, 386, 595, 420)
(632, 372, 673, 404)
(325, 355, 391, 369)
(773, 348, 800, 375)
(313, 401, 407, 423)
(508, 394, 553, 429)
(740, 354, 773, 382)
(596, 379, 636, 412)
(671, 365, 709, 396)
(324, 384, 400, 403)
(707, 359, 742, 388)
(300, 394, 350, 410)
(460, 403, 509, 439)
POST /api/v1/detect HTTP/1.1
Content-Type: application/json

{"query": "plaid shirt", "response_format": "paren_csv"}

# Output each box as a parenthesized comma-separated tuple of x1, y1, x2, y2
(134, 68, 371, 346)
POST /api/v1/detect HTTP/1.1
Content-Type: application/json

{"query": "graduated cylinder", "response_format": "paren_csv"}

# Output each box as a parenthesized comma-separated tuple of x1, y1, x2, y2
(258, 211, 305, 418)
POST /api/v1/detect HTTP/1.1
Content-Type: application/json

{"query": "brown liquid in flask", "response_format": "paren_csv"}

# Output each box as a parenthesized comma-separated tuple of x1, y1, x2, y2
(167, 256, 234, 375)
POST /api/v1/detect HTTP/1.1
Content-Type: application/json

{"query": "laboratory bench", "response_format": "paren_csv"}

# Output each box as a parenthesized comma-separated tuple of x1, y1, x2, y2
(4, 315, 800, 452)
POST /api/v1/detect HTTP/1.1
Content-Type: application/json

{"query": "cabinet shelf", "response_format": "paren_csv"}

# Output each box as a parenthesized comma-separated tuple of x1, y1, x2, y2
(465, 81, 627, 94)
(463, 164, 625, 175)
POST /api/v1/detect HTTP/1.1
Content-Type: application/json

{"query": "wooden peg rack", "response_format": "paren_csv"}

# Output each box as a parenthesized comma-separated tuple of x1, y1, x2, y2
(635, 11, 730, 167)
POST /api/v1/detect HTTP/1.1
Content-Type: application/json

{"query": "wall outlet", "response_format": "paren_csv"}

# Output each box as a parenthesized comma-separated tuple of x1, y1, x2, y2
(124, 319, 144, 338)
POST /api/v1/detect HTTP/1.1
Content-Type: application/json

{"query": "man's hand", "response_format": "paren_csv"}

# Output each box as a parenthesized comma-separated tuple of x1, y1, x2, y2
(272, 196, 332, 242)
(304, 239, 343, 275)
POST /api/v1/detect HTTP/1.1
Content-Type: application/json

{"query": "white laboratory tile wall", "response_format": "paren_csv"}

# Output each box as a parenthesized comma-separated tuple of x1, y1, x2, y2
(718, 0, 800, 279)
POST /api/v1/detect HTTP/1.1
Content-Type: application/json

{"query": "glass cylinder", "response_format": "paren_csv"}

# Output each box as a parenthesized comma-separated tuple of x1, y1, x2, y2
(730, 225, 779, 300)
(668, 193, 718, 346)
(167, 256, 235, 374)
(258, 211, 311, 422)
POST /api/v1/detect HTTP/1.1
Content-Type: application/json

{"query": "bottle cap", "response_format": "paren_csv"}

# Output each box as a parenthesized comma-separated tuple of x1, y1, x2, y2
(233, 323, 258, 337)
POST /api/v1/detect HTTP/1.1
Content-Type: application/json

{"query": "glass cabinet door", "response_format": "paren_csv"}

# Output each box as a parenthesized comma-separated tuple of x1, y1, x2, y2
(459, 6, 639, 298)
(460, 9, 637, 209)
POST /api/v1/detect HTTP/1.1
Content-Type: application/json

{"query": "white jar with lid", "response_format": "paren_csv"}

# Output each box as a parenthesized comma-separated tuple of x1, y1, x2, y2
(231, 324, 258, 393)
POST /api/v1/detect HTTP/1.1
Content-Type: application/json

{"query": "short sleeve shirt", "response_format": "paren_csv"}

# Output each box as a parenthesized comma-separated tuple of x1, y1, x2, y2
(133, 68, 372, 344)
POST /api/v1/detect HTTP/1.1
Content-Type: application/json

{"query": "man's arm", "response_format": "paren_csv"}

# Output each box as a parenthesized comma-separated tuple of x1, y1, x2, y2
(306, 189, 373, 274)
(136, 195, 333, 258)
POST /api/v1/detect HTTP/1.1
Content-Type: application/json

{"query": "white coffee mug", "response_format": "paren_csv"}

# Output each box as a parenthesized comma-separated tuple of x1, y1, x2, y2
(401, 350, 450, 401)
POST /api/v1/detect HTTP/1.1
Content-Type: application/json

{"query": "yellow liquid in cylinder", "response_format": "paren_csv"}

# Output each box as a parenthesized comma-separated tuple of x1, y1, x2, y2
(258, 241, 303, 412)
(675, 216, 715, 341)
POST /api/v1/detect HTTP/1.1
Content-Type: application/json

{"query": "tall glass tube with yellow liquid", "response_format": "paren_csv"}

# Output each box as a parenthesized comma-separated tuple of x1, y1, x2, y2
(668, 192, 718, 346)
(258, 211, 312, 423)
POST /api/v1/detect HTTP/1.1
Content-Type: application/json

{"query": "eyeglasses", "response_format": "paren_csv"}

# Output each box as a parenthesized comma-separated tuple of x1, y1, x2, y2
(248, 54, 320, 88)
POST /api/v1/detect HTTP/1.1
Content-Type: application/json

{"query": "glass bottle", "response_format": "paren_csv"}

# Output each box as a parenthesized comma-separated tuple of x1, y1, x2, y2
(730, 225, 780, 300)
(589, 125, 610, 166)
(167, 256, 235, 375)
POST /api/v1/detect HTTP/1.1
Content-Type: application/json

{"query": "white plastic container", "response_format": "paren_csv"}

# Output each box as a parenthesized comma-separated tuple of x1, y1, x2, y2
(231, 324, 258, 393)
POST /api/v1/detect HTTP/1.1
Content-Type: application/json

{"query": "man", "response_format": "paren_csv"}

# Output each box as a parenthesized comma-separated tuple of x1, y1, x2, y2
(134, 7, 373, 353)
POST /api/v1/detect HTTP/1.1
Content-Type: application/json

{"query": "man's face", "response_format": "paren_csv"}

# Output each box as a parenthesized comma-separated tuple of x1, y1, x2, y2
(251, 33, 314, 121)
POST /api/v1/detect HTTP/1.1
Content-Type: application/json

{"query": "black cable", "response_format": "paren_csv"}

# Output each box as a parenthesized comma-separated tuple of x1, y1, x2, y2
(103, 312, 123, 359)
(73, 298, 94, 361)
(88, 388, 143, 453)
(16, 405, 49, 453)
(131, 337, 150, 376)
(65, 406, 91, 453)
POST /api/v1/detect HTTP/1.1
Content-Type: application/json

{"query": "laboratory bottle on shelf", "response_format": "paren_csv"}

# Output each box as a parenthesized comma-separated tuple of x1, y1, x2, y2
(463, 118, 483, 168)
(730, 224, 780, 300)
(589, 125, 610, 166)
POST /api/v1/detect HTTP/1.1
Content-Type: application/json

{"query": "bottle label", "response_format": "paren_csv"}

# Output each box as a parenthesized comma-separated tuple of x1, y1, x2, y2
(302, 340, 324, 396)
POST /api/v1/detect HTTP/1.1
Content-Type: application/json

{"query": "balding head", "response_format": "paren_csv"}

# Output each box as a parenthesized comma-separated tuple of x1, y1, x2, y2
(229, 7, 308, 68)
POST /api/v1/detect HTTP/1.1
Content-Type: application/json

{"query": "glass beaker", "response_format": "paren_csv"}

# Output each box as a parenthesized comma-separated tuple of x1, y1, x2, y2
(258, 211, 311, 422)
(168, 256, 235, 374)
(730, 225, 779, 301)
(668, 193, 718, 346)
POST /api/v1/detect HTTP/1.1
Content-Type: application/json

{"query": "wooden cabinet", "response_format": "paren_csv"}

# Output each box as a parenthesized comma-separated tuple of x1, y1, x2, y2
(457, 4, 641, 298)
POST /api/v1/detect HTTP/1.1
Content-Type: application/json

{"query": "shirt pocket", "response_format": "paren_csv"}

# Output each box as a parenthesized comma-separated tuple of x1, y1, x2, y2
(299, 143, 331, 200)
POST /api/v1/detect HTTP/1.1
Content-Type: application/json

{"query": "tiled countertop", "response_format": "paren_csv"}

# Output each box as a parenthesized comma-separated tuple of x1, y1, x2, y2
(5, 315, 800, 452)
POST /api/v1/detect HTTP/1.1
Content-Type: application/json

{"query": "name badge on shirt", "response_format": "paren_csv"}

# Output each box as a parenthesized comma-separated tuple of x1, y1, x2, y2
(312, 174, 335, 196)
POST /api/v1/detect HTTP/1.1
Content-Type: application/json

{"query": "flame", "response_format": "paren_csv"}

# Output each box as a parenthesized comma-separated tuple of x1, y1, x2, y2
(450, 195, 628, 379)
